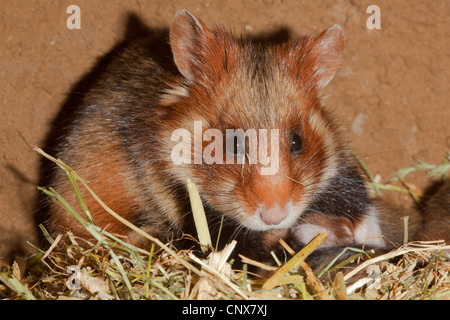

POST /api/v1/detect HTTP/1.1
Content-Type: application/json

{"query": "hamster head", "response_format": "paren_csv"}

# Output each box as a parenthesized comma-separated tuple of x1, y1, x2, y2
(161, 10, 345, 232)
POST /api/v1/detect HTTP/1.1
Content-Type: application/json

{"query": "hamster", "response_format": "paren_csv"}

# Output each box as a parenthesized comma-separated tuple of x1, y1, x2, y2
(41, 10, 449, 270)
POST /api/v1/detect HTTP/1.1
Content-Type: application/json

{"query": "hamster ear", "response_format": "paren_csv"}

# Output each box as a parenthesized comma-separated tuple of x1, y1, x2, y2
(311, 24, 345, 90)
(170, 10, 208, 82)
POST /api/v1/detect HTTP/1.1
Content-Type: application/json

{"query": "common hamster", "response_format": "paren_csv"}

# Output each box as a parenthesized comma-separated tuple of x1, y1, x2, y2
(41, 10, 448, 270)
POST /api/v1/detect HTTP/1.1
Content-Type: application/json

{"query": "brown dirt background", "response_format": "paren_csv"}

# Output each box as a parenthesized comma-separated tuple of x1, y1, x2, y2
(1, 0, 449, 262)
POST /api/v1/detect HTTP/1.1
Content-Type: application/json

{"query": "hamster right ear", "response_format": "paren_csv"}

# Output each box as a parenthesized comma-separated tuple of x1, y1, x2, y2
(170, 10, 208, 82)
(311, 25, 345, 90)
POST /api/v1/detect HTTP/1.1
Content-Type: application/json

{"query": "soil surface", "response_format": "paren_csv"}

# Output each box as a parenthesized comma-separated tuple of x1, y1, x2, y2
(1, 0, 449, 262)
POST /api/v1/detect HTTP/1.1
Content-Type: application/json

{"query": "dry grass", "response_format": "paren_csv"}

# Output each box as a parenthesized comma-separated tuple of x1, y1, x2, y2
(0, 148, 449, 300)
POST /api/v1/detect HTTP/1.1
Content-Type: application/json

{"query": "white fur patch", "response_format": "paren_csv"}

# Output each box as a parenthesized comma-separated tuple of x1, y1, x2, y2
(292, 223, 332, 245)
(291, 222, 353, 247)
(307, 110, 339, 201)
(354, 206, 385, 247)
(159, 85, 189, 105)
(244, 201, 298, 231)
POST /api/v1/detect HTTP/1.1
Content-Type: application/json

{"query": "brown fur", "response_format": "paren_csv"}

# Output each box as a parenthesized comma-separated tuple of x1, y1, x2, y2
(419, 181, 450, 243)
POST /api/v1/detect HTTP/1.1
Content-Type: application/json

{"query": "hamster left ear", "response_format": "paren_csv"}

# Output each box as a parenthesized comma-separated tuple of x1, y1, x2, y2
(170, 10, 208, 82)
(312, 25, 345, 90)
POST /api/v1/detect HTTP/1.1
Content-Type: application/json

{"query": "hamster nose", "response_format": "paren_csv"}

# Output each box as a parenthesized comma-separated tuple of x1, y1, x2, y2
(260, 204, 288, 225)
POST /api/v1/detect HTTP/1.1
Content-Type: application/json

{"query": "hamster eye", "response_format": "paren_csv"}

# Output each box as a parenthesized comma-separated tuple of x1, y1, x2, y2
(226, 132, 246, 158)
(289, 132, 304, 154)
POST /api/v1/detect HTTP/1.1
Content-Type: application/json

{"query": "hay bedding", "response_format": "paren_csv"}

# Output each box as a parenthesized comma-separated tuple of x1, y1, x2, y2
(1, 148, 449, 300)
